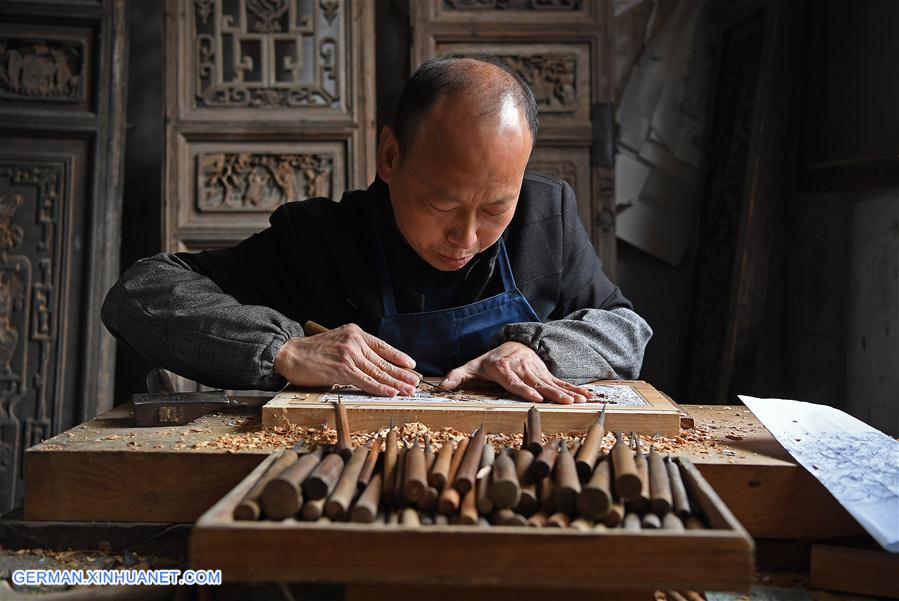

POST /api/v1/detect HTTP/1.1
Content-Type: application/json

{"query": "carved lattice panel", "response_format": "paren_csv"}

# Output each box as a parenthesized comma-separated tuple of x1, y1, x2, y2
(413, 0, 616, 275)
(0, 0, 126, 515)
(165, 0, 375, 251)
(190, 0, 345, 114)
(0, 143, 89, 513)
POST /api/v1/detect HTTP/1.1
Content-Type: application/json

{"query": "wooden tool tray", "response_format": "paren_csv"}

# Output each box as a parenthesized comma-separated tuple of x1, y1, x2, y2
(191, 452, 754, 591)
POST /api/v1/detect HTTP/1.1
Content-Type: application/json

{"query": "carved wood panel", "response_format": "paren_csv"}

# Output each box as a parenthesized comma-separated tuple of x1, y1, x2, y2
(434, 42, 592, 126)
(165, 0, 375, 252)
(0, 0, 127, 513)
(412, 0, 617, 277)
(173, 138, 347, 251)
(0, 22, 94, 113)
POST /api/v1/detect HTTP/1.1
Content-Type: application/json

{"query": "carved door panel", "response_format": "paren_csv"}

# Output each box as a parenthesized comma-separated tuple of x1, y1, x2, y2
(411, 0, 617, 277)
(0, 1, 127, 513)
(164, 0, 376, 252)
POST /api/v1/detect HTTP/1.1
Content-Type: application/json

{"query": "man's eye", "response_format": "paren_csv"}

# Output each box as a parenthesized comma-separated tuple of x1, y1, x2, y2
(483, 206, 509, 217)
(427, 200, 454, 212)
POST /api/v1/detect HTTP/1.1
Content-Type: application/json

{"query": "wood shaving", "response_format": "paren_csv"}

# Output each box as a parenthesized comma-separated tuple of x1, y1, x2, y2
(200, 417, 718, 455)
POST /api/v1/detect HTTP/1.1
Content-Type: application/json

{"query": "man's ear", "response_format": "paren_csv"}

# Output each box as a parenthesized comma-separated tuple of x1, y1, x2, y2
(377, 125, 400, 184)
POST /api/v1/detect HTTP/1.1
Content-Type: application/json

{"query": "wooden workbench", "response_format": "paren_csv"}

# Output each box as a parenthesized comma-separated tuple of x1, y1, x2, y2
(23, 402, 863, 540)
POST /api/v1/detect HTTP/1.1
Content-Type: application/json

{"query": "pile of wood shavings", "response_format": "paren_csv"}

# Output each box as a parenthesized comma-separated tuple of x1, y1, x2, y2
(2, 547, 161, 571)
(199, 418, 716, 454)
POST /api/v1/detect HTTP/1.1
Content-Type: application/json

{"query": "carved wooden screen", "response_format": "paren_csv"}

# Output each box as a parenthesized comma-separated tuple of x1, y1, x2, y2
(164, 0, 375, 252)
(411, 0, 617, 276)
(0, 0, 127, 513)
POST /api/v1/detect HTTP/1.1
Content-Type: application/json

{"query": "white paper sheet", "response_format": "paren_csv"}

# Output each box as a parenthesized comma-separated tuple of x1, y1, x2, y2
(740, 396, 899, 552)
(321, 383, 648, 408)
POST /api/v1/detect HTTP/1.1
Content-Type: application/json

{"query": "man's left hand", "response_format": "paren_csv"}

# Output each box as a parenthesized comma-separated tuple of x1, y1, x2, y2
(439, 341, 593, 404)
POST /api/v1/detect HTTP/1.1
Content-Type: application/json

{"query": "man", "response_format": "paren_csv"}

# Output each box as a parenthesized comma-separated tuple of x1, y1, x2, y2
(102, 56, 652, 404)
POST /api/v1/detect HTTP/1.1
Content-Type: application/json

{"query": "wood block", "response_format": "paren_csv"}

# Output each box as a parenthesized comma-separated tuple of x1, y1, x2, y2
(810, 544, 899, 598)
(262, 380, 681, 437)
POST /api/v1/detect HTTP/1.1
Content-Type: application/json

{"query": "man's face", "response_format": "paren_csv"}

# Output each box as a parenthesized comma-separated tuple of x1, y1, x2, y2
(377, 93, 533, 271)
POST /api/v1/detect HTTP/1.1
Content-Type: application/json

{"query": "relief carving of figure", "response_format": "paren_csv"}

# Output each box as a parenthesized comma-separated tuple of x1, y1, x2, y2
(0, 195, 24, 251)
(0, 271, 21, 376)
(0, 42, 80, 99)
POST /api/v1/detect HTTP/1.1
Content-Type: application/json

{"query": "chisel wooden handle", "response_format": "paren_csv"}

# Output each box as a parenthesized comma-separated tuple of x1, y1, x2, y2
(648, 446, 672, 515)
(622, 513, 641, 531)
(351, 473, 382, 523)
(261, 447, 323, 520)
(610, 433, 641, 501)
(603, 501, 625, 527)
(525, 406, 543, 455)
(628, 438, 650, 513)
(578, 456, 612, 520)
(546, 512, 570, 528)
(300, 497, 325, 521)
(304, 451, 345, 500)
(493, 508, 528, 527)
(403, 438, 428, 503)
(333, 400, 353, 460)
(514, 448, 538, 516)
(530, 439, 559, 481)
(437, 437, 470, 515)
(642, 512, 662, 529)
(459, 486, 478, 525)
(394, 444, 408, 504)
(357, 437, 381, 492)
(325, 446, 368, 520)
(554, 441, 581, 514)
(453, 426, 486, 496)
(666, 455, 691, 519)
(488, 449, 520, 510)
(234, 449, 298, 520)
(527, 511, 549, 527)
(575, 421, 606, 479)
(540, 475, 556, 515)
(429, 440, 454, 489)
(382, 422, 398, 504)
(662, 513, 684, 531)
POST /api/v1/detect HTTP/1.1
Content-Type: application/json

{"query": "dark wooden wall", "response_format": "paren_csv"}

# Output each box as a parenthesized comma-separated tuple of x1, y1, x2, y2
(0, 0, 127, 513)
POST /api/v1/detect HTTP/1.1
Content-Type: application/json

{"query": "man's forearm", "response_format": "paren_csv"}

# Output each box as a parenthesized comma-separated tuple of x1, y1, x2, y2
(492, 307, 652, 383)
(101, 252, 305, 390)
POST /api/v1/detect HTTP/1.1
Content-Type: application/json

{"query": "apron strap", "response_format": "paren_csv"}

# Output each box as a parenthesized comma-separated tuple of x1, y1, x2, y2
(495, 237, 518, 292)
(369, 201, 400, 317)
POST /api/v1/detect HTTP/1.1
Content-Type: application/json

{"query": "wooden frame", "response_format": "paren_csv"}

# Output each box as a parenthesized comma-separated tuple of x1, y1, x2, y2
(190, 452, 754, 590)
(0, 0, 128, 514)
(262, 380, 682, 436)
(163, 0, 376, 252)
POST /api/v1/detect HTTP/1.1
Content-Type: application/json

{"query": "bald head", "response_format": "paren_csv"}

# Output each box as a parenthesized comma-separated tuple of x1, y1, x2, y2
(392, 55, 539, 157)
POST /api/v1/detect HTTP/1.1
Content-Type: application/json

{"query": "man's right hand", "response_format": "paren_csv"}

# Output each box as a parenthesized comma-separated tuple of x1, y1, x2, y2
(273, 323, 419, 396)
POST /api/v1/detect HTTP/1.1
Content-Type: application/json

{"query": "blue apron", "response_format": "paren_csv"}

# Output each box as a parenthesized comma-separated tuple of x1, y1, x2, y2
(370, 203, 541, 376)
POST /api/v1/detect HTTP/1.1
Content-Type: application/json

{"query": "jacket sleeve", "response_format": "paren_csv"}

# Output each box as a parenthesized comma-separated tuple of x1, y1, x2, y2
(101, 209, 307, 391)
(493, 181, 652, 382)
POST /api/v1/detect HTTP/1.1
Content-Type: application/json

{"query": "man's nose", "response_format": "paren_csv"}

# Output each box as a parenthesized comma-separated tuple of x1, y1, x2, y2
(446, 212, 478, 249)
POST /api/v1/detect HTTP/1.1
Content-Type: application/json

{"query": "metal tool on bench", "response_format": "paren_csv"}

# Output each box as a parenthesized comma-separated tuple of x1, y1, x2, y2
(132, 368, 252, 427)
